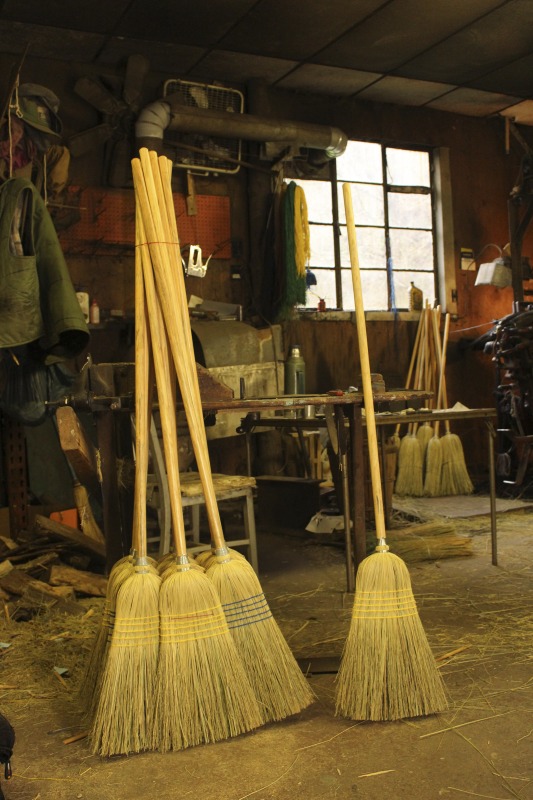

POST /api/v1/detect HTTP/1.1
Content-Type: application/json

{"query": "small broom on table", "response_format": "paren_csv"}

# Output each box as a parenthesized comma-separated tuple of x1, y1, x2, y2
(90, 197, 161, 757)
(134, 148, 314, 723)
(135, 201, 263, 750)
(335, 183, 447, 721)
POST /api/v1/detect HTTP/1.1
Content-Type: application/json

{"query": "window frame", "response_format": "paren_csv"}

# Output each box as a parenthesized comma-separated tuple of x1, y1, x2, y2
(296, 140, 448, 313)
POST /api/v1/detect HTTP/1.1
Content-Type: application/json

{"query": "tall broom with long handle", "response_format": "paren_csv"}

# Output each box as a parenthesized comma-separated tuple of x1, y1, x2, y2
(79, 250, 159, 719)
(394, 314, 426, 496)
(90, 204, 162, 757)
(134, 202, 263, 750)
(134, 149, 314, 723)
(424, 311, 450, 496)
(335, 183, 447, 721)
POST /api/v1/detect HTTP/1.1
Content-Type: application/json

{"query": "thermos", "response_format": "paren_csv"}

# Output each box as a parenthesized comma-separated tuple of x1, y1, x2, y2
(285, 345, 306, 395)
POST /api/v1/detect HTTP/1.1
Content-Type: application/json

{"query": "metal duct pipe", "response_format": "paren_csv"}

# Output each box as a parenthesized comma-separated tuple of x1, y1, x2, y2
(135, 98, 347, 159)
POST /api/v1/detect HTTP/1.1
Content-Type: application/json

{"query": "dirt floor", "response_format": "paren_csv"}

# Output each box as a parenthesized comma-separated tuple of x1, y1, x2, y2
(1, 505, 532, 800)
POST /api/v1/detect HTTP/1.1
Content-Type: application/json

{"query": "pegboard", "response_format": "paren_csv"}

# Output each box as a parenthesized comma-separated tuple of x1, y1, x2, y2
(58, 187, 231, 258)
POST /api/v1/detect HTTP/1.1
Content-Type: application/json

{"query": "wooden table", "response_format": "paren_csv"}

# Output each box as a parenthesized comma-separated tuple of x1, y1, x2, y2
(228, 399, 498, 589)
(201, 390, 433, 592)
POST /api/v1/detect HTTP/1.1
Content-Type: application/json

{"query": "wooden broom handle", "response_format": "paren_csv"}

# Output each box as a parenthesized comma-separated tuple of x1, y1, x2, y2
(343, 183, 386, 541)
(136, 206, 189, 559)
(431, 311, 450, 436)
(151, 152, 226, 549)
(394, 307, 425, 436)
(133, 217, 151, 562)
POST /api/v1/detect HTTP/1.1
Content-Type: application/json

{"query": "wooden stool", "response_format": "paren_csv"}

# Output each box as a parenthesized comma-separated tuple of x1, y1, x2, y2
(180, 473, 258, 573)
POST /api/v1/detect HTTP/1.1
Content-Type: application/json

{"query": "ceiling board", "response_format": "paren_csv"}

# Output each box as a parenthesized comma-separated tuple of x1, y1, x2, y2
(398, 0, 533, 84)
(96, 38, 207, 77)
(500, 100, 533, 126)
(0, 21, 104, 62)
(190, 51, 298, 85)
(314, 0, 506, 73)
(217, 0, 388, 60)
(467, 52, 533, 98)
(426, 87, 521, 116)
(277, 64, 382, 96)
(0, 0, 130, 33)
(356, 76, 455, 106)
(115, 0, 258, 46)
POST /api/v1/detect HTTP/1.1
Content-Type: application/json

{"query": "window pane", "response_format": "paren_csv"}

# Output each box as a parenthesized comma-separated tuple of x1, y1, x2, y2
(337, 141, 383, 183)
(309, 223, 334, 266)
(341, 268, 388, 311)
(292, 179, 332, 222)
(340, 225, 386, 269)
(304, 268, 337, 309)
(338, 183, 384, 226)
(388, 192, 432, 229)
(386, 148, 430, 187)
(390, 229, 434, 271)
(393, 271, 436, 310)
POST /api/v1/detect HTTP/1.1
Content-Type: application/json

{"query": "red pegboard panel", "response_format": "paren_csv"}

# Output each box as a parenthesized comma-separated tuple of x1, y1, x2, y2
(58, 187, 231, 258)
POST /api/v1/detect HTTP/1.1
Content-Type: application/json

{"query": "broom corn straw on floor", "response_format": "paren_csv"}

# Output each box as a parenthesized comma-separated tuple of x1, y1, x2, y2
(335, 183, 448, 721)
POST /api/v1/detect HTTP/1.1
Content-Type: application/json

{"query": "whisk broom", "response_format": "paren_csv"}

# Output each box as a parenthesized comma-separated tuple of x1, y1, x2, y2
(135, 201, 263, 749)
(134, 148, 314, 723)
(335, 183, 448, 721)
(90, 209, 161, 756)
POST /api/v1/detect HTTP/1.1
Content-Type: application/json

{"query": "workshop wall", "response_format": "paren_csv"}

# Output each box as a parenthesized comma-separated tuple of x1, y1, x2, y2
(3, 51, 532, 484)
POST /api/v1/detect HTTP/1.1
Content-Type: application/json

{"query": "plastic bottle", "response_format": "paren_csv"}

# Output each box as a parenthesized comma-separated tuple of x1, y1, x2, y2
(408, 281, 423, 311)
(89, 299, 100, 325)
(284, 345, 306, 395)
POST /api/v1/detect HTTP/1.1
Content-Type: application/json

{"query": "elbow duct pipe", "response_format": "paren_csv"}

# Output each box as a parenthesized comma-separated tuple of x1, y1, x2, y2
(135, 98, 347, 160)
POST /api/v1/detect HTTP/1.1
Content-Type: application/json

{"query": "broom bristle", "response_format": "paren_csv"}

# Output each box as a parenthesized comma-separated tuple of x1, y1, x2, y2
(153, 564, 263, 752)
(206, 557, 315, 723)
(335, 550, 448, 721)
(440, 432, 474, 495)
(416, 423, 433, 463)
(423, 435, 443, 497)
(394, 434, 424, 497)
(91, 566, 161, 756)
(79, 556, 135, 715)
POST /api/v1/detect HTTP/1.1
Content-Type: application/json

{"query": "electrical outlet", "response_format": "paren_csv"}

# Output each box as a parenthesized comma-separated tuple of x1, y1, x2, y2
(460, 247, 475, 271)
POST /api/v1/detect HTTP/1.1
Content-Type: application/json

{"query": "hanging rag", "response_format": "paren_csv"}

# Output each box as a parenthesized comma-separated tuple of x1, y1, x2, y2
(276, 181, 308, 319)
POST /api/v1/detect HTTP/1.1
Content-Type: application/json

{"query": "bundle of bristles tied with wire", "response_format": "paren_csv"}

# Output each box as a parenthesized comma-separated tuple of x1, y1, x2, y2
(392, 305, 474, 498)
(79, 149, 315, 758)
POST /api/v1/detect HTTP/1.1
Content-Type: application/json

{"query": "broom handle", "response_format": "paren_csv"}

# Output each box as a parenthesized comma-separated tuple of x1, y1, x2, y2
(133, 214, 152, 563)
(431, 311, 450, 438)
(136, 207, 190, 559)
(394, 307, 425, 437)
(153, 152, 227, 551)
(132, 151, 226, 551)
(343, 184, 386, 541)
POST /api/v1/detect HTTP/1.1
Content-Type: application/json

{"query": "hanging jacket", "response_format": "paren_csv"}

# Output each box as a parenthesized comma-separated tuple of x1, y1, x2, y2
(0, 177, 89, 362)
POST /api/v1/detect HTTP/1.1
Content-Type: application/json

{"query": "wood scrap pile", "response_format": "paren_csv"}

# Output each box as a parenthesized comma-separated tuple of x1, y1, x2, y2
(0, 517, 106, 621)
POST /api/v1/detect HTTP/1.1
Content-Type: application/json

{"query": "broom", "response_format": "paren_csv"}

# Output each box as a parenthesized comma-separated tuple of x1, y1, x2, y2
(135, 208, 263, 751)
(394, 316, 426, 497)
(389, 306, 425, 450)
(424, 311, 449, 496)
(90, 194, 161, 757)
(438, 323, 474, 496)
(134, 148, 314, 723)
(79, 241, 158, 718)
(335, 183, 448, 721)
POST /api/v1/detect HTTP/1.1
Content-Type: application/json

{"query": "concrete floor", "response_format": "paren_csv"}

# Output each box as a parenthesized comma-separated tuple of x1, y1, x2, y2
(1, 507, 533, 800)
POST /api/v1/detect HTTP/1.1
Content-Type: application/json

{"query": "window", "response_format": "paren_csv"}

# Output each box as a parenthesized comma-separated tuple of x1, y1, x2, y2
(296, 140, 437, 312)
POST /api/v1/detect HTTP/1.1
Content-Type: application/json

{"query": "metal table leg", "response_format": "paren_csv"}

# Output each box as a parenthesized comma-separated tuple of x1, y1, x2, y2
(487, 421, 498, 566)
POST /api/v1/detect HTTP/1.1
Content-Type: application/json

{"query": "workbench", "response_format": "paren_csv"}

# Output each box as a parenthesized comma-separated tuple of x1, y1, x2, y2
(229, 400, 498, 590)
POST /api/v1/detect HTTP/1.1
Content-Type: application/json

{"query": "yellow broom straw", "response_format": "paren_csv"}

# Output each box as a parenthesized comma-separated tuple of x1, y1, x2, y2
(134, 149, 314, 723)
(91, 207, 161, 757)
(134, 200, 263, 750)
(335, 183, 447, 721)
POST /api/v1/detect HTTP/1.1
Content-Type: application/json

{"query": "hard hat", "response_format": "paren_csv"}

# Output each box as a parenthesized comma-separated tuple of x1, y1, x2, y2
(16, 83, 62, 139)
